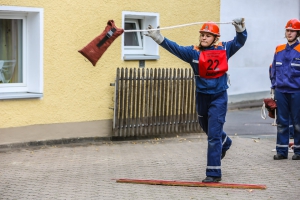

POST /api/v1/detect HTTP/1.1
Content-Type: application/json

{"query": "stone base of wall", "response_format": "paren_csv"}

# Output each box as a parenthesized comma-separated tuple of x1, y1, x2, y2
(0, 119, 112, 146)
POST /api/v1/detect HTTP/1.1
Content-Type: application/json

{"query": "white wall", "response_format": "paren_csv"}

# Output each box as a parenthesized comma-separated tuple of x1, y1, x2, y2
(220, 0, 300, 101)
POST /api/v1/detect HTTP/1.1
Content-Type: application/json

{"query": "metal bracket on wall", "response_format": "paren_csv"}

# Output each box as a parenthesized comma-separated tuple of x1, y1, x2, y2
(139, 60, 145, 68)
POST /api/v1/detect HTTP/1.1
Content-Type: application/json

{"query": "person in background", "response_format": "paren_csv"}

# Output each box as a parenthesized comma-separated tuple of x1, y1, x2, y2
(145, 18, 247, 182)
(269, 67, 294, 140)
(270, 18, 300, 160)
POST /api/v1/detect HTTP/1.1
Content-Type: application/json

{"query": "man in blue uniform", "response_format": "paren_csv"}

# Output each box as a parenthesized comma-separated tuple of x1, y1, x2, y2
(145, 18, 247, 182)
(269, 66, 294, 139)
(270, 18, 300, 160)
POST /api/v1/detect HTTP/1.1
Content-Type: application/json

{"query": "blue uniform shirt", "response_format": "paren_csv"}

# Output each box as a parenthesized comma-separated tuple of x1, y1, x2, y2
(270, 41, 300, 93)
(159, 30, 247, 94)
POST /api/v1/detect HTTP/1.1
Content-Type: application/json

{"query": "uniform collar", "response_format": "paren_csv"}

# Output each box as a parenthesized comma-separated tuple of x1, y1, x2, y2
(202, 45, 216, 51)
(287, 40, 299, 49)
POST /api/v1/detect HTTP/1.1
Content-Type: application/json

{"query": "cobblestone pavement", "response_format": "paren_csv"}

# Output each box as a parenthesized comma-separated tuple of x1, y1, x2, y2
(0, 134, 299, 200)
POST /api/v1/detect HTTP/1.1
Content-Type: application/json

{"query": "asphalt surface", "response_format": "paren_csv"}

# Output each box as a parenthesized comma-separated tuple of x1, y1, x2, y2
(224, 107, 277, 138)
(0, 107, 299, 200)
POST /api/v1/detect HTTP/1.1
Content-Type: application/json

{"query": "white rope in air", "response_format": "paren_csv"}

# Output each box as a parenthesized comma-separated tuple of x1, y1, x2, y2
(123, 21, 233, 32)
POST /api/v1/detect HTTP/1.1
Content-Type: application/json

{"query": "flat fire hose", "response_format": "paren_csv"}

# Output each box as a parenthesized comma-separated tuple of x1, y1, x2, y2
(115, 178, 266, 189)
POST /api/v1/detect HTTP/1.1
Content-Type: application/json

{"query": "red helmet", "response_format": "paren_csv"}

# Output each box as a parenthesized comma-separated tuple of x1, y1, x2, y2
(285, 19, 300, 30)
(199, 22, 220, 36)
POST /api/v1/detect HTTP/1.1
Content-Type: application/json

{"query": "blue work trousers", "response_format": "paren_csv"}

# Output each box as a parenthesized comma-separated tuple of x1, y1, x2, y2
(275, 90, 300, 157)
(196, 90, 232, 177)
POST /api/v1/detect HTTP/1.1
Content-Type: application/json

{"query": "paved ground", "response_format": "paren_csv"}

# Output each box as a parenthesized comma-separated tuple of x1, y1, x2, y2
(224, 107, 277, 137)
(0, 108, 299, 200)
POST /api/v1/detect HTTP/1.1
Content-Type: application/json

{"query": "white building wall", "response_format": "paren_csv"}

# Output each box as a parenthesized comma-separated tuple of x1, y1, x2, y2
(220, 0, 300, 102)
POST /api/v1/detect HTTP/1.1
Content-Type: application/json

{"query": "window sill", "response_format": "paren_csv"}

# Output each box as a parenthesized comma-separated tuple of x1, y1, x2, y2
(0, 92, 43, 100)
(123, 54, 160, 61)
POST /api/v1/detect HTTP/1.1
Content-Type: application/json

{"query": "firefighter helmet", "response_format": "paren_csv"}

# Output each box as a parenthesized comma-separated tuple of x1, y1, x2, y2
(199, 22, 220, 36)
(285, 19, 300, 30)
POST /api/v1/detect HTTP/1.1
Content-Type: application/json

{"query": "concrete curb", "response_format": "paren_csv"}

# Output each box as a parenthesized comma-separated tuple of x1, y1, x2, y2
(0, 136, 111, 150)
(228, 99, 262, 110)
(0, 132, 204, 150)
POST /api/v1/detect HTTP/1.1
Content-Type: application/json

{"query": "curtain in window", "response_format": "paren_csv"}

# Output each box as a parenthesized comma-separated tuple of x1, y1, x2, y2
(124, 23, 139, 46)
(0, 19, 21, 83)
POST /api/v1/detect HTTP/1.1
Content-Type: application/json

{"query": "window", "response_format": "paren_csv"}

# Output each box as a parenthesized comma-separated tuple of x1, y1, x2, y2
(0, 6, 43, 100)
(124, 19, 142, 49)
(122, 11, 160, 61)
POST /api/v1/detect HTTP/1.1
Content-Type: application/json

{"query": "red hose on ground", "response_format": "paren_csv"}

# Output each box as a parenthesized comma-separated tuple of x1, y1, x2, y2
(115, 178, 267, 189)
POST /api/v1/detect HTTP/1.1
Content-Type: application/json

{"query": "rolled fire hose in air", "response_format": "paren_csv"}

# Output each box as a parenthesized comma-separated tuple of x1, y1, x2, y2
(78, 20, 234, 66)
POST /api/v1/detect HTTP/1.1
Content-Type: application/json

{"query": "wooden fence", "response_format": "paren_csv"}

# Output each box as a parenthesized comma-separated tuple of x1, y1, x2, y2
(112, 67, 202, 137)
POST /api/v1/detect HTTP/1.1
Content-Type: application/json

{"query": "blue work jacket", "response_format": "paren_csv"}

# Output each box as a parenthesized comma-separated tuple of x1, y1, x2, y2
(270, 41, 300, 93)
(159, 30, 247, 94)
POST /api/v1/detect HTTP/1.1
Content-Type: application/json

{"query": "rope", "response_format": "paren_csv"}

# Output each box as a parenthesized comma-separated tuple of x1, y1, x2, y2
(261, 102, 277, 126)
(261, 102, 267, 120)
(123, 21, 233, 32)
(272, 109, 277, 126)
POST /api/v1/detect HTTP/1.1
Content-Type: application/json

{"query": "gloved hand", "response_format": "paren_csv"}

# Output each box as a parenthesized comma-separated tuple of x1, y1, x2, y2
(232, 18, 245, 32)
(144, 25, 164, 44)
(270, 88, 275, 100)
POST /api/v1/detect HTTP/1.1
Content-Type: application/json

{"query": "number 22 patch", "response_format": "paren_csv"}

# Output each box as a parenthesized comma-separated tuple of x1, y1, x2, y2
(198, 50, 228, 79)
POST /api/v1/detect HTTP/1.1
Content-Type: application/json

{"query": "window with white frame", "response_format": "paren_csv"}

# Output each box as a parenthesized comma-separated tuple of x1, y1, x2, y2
(122, 11, 160, 61)
(0, 6, 43, 100)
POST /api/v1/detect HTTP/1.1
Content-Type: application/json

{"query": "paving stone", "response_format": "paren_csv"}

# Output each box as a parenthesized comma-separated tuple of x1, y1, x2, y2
(0, 135, 299, 200)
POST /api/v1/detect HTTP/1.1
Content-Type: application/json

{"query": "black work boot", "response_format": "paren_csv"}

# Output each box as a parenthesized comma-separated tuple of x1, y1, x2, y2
(273, 154, 287, 160)
(221, 150, 226, 160)
(221, 140, 232, 160)
(202, 176, 222, 183)
(292, 154, 300, 160)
